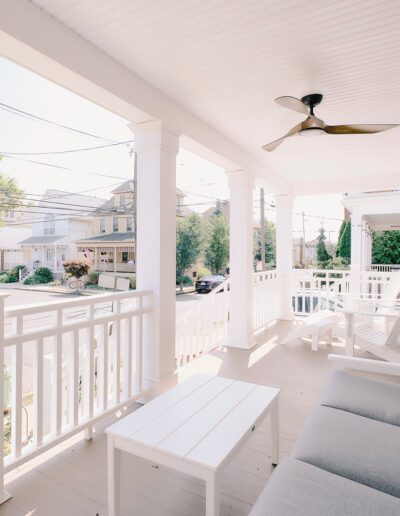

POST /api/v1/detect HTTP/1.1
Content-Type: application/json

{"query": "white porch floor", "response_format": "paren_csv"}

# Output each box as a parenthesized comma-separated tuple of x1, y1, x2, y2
(1, 320, 371, 516)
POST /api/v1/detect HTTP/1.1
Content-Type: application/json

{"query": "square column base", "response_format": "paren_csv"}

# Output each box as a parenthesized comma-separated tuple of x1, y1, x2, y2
(225, 331, 256, 350)
(0, 490, 12, 505)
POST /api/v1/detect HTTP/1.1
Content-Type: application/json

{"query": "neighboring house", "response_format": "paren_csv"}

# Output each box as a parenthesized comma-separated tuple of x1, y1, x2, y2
(19, 190, 106, 272)
(0, 210, 32, 271)
(76, 180, 192, 275)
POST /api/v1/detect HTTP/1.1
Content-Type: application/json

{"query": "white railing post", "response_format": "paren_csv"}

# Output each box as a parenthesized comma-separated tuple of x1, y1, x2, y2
(0, 292, 11, 504)
(275, 194, 294, 320)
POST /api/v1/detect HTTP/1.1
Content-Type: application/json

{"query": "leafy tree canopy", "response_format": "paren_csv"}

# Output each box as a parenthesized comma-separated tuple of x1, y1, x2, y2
(254, 220, 276, 267)
(372, 230, 400, 265)
(316, 226, 332, 263)
(0, 168, 24, 226)
(205, 211, 229, 275)
(176, 213, 207, 291)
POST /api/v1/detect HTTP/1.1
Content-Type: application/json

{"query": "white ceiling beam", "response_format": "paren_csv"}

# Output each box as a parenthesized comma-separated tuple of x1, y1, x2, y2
(0, 0, 289, 194)
(291, 172, 400, 197)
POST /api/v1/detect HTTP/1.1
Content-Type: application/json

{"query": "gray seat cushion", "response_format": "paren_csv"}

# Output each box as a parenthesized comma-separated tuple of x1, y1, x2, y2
(292, 406, 400, 498)
(321, 370, 400, 426)
(249, 458, 400, 516)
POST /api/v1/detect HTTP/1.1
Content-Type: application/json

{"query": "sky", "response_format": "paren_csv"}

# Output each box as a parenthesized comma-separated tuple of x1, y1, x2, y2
(0, 57, 343, 242)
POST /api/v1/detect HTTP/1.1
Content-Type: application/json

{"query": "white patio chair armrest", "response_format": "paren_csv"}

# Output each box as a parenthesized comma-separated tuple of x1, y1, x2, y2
(328, 354, 400, 376)
(343, 309, 400, 318)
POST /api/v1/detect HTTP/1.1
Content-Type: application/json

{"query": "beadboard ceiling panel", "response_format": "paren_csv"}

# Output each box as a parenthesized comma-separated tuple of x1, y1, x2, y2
(32, 0, 400, 185)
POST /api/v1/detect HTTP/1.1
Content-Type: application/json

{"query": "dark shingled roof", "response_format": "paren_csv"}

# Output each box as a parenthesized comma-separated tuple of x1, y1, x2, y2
(19, 235, 65, 244)
(76, 232, 134, 243)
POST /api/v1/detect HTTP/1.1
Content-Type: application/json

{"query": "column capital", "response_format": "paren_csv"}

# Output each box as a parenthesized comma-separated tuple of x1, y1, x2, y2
(225, 169, 254, 187)
(128, 119, 179, 155)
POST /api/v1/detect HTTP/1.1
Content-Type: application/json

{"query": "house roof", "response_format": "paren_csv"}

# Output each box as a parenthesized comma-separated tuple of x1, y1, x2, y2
(38, 189, 107, 218)
(111, 180, 133, 194)
(76, 232, 134, 243)
(19, 235, 65, 245)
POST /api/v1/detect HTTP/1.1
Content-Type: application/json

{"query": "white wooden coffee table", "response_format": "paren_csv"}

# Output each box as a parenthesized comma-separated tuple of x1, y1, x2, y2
(106, 374, 280, 516)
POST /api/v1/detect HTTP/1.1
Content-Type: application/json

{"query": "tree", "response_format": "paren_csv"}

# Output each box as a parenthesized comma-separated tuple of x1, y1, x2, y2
(372, 230, 400, 264)
(316, 227, 331, 262)
(176, 213, 206, 292)
(336, 219, 351, 262)
(0, 168, 24, 226)
(205, 212, 229, 275)
(254, 220, 276, 267)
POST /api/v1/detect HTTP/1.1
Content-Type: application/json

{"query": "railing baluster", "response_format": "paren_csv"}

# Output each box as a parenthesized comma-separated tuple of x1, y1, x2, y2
(72, 330, 79, 427)
(11, 316, 23, 458)
(33, 337, 44, 447)
(84, 304, 95, 440)
(113, 301, 121, 405)
(55, 310, 63, 436)
(135, 296, 143, 393)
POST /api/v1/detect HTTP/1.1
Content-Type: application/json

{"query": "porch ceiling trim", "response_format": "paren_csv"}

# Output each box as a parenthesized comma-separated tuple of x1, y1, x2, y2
(0, 0, 289, 194)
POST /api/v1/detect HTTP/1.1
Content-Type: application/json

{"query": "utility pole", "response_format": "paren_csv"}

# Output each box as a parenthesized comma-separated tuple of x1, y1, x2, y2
(260, 188, 266, 271)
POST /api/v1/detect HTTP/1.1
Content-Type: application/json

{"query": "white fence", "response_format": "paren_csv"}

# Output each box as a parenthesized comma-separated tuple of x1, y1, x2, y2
(292, 269, 396, 315)
(0, 289, 151, 481)
(253, 270, 281, 331)
(175, 280, 229, 368)
(370, 264, 400, 273)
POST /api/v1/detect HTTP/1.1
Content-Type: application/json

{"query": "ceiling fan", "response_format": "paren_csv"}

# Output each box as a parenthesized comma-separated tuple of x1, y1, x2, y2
(262, 94, 398, 152)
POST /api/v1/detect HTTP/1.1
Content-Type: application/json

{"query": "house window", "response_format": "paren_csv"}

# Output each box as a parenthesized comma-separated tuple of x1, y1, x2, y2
(127, 217, 133, 232)
(113, 217, 119, 232)
(122, 251, 128, 263)
(44, 214, 55, 235)
(120, 194, 126, 207)
(100, 218, 105, 233)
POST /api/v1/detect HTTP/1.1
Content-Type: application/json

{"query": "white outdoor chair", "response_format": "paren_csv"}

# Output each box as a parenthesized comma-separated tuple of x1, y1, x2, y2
(282, 310, 341, 351)
(345, 310, 400, 362)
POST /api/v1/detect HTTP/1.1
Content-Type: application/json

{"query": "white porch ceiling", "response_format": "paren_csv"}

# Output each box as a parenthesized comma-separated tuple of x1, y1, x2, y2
(23, 0, 400, 192)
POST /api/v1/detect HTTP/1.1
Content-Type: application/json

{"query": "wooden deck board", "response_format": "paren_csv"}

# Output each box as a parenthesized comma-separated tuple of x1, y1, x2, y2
(1, 320, 370, 516)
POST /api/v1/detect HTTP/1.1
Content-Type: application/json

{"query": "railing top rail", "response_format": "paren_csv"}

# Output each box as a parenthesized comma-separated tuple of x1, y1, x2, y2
(5, 289, 153, 317)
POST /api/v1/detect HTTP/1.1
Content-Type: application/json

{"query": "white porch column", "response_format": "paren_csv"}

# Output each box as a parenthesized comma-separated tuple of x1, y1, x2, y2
(226, 170, 255, 349)
(94, 248, 98, 271)
(53, 245, 57, 271)
(113, 248, 117, 273)
(129, 120, 178, 383)
(275, 194, 294, 320)
(350, 208, 362, 293)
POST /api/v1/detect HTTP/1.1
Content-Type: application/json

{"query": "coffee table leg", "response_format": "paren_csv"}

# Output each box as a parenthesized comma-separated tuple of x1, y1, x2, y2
(206, 471, 220, 516)
(271, 397, 279, 466)
(108, 435, 121, 516)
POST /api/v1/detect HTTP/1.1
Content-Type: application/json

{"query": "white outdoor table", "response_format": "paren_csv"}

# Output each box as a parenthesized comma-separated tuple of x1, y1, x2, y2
(106, 374, 280, 516)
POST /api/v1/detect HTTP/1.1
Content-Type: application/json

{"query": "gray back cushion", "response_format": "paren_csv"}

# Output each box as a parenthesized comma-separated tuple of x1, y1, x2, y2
(292, 406, 400, 498)
(249, 458, 400, 516)
(321, 370, 400, 426)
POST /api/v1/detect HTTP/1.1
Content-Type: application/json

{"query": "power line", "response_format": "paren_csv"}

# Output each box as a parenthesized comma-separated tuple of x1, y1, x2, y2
(0, 101, 119, 143)
(0, 140, 134, 156)
(0, 154, 131, 180)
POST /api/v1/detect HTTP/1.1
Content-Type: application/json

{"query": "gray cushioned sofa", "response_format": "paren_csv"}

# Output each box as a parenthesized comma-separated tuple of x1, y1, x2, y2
(249, 368, 400, 515)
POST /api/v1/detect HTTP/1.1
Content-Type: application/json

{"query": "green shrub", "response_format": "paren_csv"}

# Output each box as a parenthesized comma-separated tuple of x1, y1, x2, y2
(0, 272, 18, 283)
(196, 267, 211, 279)
(87, 271, 99, 285)
(24, 267, 53, 285)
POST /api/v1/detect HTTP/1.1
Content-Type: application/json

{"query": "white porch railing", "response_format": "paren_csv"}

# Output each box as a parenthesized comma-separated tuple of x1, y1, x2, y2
(292, 269, 350, 315)
(0, 289, 151, 479)
(292, 269, 396, 315)
(175, 280, 230, 368)
(253, 270, 281, 331)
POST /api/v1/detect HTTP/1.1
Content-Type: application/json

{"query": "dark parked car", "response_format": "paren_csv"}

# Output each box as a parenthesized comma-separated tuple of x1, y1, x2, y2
(195, 275, 225, 293)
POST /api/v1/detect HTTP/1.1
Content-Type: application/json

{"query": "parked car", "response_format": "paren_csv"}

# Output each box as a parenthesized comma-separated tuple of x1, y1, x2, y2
(195, 275, 225, 293)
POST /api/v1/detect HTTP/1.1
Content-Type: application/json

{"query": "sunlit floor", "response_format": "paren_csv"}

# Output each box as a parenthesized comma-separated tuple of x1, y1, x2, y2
(1, 319, 368, 516)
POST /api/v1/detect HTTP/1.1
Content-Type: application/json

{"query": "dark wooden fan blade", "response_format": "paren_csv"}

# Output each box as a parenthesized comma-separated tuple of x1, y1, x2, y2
(324, 124, 398, 135)
(262, 121, 304, 151)
(275, 96, 309, 115)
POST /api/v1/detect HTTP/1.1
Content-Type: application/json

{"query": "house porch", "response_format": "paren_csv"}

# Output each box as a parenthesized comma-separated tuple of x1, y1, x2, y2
(3, 320, 368, 516)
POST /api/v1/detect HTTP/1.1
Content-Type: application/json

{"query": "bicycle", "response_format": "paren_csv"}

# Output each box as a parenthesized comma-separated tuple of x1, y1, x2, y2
(68, 277, 87, 290)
